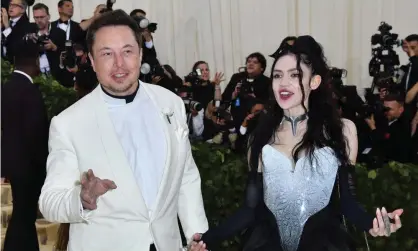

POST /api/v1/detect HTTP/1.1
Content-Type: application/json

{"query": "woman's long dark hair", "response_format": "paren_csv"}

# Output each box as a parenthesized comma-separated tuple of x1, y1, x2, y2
(248, 35, 350, 171)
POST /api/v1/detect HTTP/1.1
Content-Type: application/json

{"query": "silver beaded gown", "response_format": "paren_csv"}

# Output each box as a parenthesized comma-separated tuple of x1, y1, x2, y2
(261, 145, 340, 251)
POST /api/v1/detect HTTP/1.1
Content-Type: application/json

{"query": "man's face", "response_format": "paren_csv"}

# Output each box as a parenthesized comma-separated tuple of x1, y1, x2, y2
(58, 0, 73, 18)
(384, 100, 403, 122)
(89, 25, 142, 96)
(8, 0, 25, 18)
(403, 40, 418, 57)
(33, 9, 49, 30)
(246, 57, 263, 76)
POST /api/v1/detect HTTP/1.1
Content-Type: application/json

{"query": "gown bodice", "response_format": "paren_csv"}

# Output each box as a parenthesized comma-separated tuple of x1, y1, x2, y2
(261, 145, 340, 251)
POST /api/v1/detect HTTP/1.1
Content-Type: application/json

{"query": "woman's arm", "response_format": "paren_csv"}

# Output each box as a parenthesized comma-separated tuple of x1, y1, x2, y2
(340, 119, 374, 230)
(200, 171, 263, 249)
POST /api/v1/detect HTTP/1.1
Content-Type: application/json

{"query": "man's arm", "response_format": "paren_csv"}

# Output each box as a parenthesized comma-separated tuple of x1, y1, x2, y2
(38, 116, 92, 223)
(177, 98, 208, 239)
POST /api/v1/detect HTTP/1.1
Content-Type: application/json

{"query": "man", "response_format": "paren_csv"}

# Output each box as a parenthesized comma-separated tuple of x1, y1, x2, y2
(130, 8, 157, 60)
(39, 10, 208, 251)
(50, 0, 85, 46)
(365, 94, 412, 163)
(1, 0, 31, 62)
(1, 40, 49, 251)
(30, 3, 65, 78)
(222, 52, 271, 132)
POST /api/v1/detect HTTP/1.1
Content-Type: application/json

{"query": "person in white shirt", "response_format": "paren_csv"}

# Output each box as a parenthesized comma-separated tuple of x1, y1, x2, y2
(39, 9, 208, 251)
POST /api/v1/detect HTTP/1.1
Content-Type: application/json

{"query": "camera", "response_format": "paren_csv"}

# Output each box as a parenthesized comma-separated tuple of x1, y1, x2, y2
(184, 69, 205, 86)
(328, 67, 347, 101)
(63, 40, 77, 69)
(371, 22, 401, 47)
(183, 99, 203, 113)
(140, 59, 165, 78)
(99, 0, 116, 13)
(23, 33, 49, 51)
(213, 101, 233, 123)
(236, 79, 255, 100)
(369, 22, 401, 83)
(132, 16, 158, 33)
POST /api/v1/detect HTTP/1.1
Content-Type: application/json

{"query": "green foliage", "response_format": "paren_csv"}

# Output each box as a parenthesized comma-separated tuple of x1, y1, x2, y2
(355, 162, 418, 251)
(2, 60, 417, 250)
(191, 141, 247, 249)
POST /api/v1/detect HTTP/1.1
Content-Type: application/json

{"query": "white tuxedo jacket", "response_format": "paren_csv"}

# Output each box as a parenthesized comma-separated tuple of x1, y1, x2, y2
(39, 83, 208, 251)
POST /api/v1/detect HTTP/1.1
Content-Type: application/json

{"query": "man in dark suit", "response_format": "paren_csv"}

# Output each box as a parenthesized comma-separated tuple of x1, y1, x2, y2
(1, 40, 49, 251)
(1, 0, 31, 63)
(29, 3, 66, 79)
(50, 0, 85, 44)
(365, 94, 413, 163)
(130, 9, 157, 60)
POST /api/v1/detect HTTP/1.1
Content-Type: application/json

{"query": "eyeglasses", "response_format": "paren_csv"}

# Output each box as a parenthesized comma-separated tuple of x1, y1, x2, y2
(9, 3, 24, 9)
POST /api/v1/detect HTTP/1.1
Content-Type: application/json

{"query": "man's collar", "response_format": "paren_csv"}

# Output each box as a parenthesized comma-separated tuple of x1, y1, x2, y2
(13, 70, 33, 84)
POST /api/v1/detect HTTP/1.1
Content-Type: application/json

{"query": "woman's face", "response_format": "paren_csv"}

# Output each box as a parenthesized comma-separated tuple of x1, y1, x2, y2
(197, 63, 210, 81)
(272, 54, 314, 114)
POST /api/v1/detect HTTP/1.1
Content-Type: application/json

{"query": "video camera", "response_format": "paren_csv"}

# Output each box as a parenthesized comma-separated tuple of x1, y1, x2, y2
(369, 22, 402, 88)
(99, 0, 116, 13)
(132, 16, 158, 33)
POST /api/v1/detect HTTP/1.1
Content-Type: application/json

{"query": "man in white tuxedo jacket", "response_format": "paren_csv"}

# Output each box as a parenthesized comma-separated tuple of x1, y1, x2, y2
(38, 10, 208, 251)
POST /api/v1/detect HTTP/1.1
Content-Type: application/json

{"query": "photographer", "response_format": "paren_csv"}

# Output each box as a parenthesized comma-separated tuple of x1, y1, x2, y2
(184, 61, 224, 110)
(58, 42, 90, 87)
(141, 58, 181, 93)
(400, 35, 418, 94)
(130, 9, 157, 60)
(28, 3, 64, 78)
(178, 87, 205, 139)
(79, 4, 107, 31)
(364, 94, 412, 163)
(222, 52, 271, 131)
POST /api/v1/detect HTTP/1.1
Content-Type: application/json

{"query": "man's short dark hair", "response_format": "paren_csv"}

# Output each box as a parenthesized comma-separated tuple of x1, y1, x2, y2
(384, 93, 405, 105)
(58, 0, 72, 8)
(33, 3, 49, 15)
(14, 40, 39, 67)
(86, 9, 143, 57)
(129, 9, 146, 17)
(405, 34, 418, 43)
(246, 52, 267, 73)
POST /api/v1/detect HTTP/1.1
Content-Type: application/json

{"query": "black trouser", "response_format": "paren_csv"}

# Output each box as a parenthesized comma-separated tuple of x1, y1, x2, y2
(150, 244, 157, 251)
(3, 175, 44, 251)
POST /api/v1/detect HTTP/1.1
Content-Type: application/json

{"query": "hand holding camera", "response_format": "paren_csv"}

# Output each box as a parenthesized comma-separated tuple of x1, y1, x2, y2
(43, 39, 57, 51)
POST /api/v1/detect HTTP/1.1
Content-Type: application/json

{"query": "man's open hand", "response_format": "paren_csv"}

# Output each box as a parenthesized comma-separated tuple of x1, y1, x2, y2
(80, 169, 116, 210)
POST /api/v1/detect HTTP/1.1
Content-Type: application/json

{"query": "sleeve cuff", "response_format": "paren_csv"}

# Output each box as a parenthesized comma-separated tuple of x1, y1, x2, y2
(73, 186, 93, 223)
(145, 40, 154, 49)
(240, 125, 247, 135)
(2, 27, 12, 37)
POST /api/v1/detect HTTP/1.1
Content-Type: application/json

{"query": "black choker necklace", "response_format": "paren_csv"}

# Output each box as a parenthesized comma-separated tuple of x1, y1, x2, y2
(282, 114, 308, 136)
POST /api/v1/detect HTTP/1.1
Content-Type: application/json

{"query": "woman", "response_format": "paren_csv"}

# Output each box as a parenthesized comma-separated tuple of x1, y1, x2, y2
(185, 61, 224, 109)
(189, 36, 403, 251)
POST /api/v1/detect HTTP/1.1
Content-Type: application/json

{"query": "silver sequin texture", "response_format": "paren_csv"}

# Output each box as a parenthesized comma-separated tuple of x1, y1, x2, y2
(262, 145, 339, 251)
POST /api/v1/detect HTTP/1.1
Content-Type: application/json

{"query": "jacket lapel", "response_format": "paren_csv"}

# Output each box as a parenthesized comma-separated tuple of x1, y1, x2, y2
(141, 84, 179, 220)
(91, 86, 149, 219)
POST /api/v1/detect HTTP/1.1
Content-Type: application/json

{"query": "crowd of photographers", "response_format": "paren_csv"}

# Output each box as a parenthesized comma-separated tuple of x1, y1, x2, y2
(2, 0, 417, 166)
